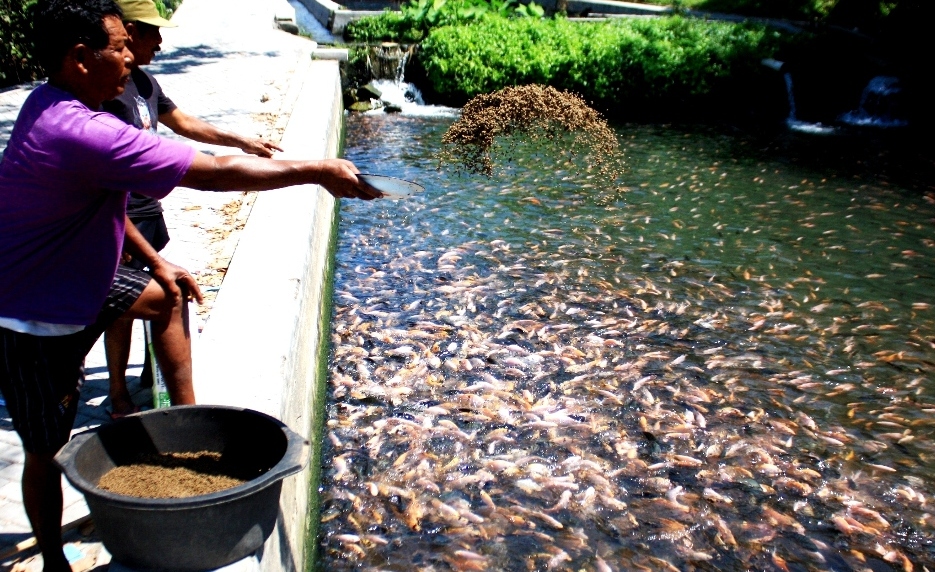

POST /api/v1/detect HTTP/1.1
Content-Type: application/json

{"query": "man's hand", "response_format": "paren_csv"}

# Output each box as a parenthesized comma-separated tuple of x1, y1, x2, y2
(317, 159, 382, 201)
(160, 108, 283, 158)
(150, 259, 204, 306)
(240, 137, 283, 158)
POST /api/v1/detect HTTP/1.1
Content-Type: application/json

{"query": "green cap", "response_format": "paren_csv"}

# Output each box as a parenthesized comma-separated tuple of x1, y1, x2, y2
(117, 0, 178, 27)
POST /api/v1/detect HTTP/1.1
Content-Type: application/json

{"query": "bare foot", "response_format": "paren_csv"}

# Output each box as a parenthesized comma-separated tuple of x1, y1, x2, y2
(108, 384, 138, 416)
(108, 398, 141, 419)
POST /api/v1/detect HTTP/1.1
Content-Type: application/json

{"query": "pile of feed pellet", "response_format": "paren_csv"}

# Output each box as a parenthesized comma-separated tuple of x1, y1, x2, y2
(439, 84, 624, 179)
(98, 451, 247, 498)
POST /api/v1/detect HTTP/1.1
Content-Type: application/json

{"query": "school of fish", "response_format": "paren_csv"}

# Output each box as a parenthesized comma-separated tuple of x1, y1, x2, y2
(317, 115, 935, 571)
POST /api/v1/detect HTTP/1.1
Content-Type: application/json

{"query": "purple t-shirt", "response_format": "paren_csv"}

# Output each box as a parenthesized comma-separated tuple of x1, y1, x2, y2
(0, 84, 196, 325)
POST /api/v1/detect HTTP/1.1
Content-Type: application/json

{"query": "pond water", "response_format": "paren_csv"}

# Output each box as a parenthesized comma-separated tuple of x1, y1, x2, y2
(319, 113, 935, 571)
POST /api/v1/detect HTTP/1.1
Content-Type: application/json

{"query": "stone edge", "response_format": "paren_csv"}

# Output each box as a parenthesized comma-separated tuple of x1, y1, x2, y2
(295, 0, 385, 34)
(192, 59, 343, 572)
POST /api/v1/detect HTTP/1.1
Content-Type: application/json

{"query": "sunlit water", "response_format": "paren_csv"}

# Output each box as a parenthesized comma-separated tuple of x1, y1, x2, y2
(319, 114, 935, 571)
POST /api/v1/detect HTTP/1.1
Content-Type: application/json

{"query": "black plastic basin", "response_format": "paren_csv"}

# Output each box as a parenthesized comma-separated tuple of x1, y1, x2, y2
(54, 405, 308, 571)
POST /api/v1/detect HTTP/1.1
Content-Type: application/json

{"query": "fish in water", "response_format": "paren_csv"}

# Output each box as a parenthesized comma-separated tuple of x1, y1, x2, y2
(320, 115, 935, 571)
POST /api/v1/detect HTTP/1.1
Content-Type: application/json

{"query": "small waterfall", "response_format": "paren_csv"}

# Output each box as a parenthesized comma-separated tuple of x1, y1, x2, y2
(394, 50, 409, 85)
(783, 73, 797, 120)
(366, 46, 457, 117)
(369, 44, 407, 81)
(783, 73, 837, 135)
(839, 76, 908, 128)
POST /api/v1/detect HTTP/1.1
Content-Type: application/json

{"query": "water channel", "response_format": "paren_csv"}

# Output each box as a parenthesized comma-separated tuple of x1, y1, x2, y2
(319, 112, 935, 571)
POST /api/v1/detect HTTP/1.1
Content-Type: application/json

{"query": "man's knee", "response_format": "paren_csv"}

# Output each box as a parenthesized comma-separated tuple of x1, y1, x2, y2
(124, 279, 181, 322)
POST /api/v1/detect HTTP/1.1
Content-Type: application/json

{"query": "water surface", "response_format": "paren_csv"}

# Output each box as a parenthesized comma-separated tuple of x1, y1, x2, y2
(320, 114, 935, 571)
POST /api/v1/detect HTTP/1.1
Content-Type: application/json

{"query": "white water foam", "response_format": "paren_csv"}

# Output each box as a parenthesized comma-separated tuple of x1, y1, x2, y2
(838, 76, 909, 128)
(838, 113, 909, 128)
(368, 79, 459, 117)
(783, 74, 838, 136)
(786, 119, 838, 136)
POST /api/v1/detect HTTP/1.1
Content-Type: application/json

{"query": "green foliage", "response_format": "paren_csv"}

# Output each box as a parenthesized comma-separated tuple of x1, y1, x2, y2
(0, 0, 41, 88)
(0, 0, 184, 89)
(514, 1, 544, 17)
(345, 10, 422, 42)
(418, 15, 786, 110)
(676, 0, 837, 20)
(153, 0, 183, 19)
(343, 45, 373, 88)
(345, 0, 544, 42)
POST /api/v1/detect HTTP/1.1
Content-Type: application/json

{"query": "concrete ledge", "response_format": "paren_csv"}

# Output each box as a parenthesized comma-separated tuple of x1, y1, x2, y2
(331, 8, 385, 34)
(274, 0, 302, 34)
(193, 59, 344, 572)
(312, 48, 349, 61)
(567, 0, 671, 14)
(296, 0, 386, 34)
(297, 0, 339, 31)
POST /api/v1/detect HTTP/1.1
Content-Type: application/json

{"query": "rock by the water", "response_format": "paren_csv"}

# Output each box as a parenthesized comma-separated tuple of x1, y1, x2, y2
(349, 101, 380, 112)
(357, 82, 383, 101)
(384, 104, 403, 113)
(275, 21, 299, 35)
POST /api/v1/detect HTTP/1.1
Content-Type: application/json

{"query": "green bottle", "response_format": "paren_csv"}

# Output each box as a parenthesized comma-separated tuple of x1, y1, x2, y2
(144, 321, 171, 409)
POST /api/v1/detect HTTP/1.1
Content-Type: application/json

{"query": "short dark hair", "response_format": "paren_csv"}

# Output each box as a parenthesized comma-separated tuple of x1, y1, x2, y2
(33, 0, 124, 74)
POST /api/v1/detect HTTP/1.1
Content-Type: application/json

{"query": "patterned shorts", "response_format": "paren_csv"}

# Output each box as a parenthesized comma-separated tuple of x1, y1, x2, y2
(0, 266, 151, 454)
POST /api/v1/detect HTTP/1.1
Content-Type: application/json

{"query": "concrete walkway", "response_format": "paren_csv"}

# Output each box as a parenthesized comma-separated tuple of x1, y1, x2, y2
(0, 0, 322, 567)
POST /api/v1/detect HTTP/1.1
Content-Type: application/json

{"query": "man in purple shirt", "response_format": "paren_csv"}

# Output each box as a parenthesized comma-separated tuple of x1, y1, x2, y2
(0, 0, 377, 568)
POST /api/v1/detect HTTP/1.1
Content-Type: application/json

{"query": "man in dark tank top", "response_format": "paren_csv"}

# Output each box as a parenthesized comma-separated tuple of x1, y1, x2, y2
(103, 0, 282, 417)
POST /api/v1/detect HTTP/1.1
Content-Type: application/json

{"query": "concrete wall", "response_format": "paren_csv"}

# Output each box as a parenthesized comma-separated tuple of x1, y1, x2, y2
(192, 59, 343, 572)
(296, 0, 385, 34)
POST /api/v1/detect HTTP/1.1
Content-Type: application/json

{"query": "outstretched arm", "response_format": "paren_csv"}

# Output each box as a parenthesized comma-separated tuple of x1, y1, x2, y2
(160, 108, 282, 158)
(178, 153, 381, 200)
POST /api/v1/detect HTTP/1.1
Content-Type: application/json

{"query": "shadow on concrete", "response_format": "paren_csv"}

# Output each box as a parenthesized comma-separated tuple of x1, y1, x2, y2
(0, 406, 14, 431)
(0, 520, 102, 570)
(83, 365, 109, 376)
(0, 532, 32, 555)
(2, 115, 20, 153)
(0, 119, 12, 137)
(0, 81, 42, 97)
(276, 507, 297, 572)
(150, 45, 283, 76)
(149, 45, 228, 76)
(0, 82, 42, 147)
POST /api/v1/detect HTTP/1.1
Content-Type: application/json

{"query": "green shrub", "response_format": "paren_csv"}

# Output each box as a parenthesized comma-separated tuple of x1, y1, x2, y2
(345, 0, 544, 42)
(1, 0, 184, 89)
(0, 0, 41, 88)
(418, 15, 786, 111)
(346, 10, 421, 42)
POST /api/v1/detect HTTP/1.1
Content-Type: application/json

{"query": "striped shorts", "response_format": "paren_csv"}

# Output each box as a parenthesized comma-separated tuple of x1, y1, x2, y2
(0, 266, 151, 454)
